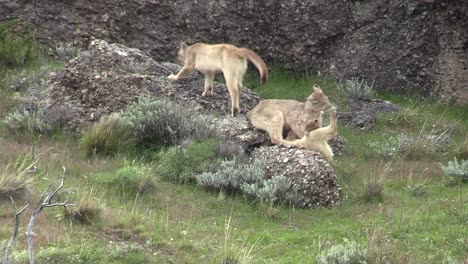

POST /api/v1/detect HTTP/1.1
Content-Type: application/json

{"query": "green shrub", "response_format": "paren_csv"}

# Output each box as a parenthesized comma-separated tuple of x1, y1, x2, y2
(122, 97, 216, 149)
(157, 139, 218, 183)
(317, 238, 368, 264)
(81, 113, 135, 158)
(336, 77, 375, 99)
(63, 188, 104, 225)
(403, 183, 429, 197)
(112, 164, 156, 194)
(0, 20, 40, 69)
(2, 107, 53, 136)
(196, 159, 297, 204)
(362, 182, 384, 203)
(441, 159, 468, 185)
(367, 135, 403, 159)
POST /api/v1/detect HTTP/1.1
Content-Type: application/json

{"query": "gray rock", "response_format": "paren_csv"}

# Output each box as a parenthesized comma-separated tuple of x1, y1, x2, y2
(2, 0, 467, 104)
(252, 146, 341, 208)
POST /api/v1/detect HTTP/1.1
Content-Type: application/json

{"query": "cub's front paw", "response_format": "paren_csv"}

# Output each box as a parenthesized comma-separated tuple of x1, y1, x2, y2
(168, 74, 177, 80)
(330, 106, 337, 115)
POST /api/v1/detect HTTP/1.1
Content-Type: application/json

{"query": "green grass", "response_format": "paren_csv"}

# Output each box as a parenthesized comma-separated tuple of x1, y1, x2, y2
(245, 65, 347, 109)
(1, 37, 467, 263)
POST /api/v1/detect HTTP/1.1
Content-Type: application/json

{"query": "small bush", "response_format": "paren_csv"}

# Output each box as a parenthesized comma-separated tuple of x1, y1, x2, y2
(122, 97, 216, 149)
(362, 182, 383, 203)
(65, 206, 102, 225)
(0, 20, 41, 69)
(401, 139, 438, 160)
(0, 154, 36, 202)
(109, 163, 156, 195)
(81, 113, 135, 158)
(64, 188, 104, 225)
(157, 139, 218, 183)
(2, 107, 53, 136)
(196, 159, 265, 191)
(317, 238, 368, 264)
(441, 159, 468, 185)
(336, 77, 375, 99)
(53, 42, 80, 61)
(403, 183, 429, 197)
(367, 135, 403, 159)
(196, 159, 297, 205)
(214, 139, 248, 162)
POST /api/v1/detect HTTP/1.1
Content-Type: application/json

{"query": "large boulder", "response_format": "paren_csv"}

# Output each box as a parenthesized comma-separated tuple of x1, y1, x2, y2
(252, 146, 341, 208)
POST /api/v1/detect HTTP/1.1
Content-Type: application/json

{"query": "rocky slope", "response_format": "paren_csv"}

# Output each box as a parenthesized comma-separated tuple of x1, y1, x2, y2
(1, 0, 467, 104)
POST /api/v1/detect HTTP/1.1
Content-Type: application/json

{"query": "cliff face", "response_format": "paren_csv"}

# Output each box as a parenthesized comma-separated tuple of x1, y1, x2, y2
(1, 0, 467, 104)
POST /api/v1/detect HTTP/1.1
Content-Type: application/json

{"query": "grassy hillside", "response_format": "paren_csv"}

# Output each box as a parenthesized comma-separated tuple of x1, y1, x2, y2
(1, 23, 467, 264)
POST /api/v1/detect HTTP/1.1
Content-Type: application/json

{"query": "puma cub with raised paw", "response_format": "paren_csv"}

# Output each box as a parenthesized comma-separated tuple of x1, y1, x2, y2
(287, 106, 338, 161)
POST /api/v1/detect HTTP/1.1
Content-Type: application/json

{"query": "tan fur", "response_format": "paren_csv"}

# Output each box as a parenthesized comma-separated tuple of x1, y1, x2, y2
(168, 42, 268, 117)
(246, 85, 332, 146)
(287, 107, 338, 161)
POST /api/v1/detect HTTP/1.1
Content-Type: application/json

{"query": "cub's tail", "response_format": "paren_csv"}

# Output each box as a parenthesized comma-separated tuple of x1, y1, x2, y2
(235, 48, 268, 84)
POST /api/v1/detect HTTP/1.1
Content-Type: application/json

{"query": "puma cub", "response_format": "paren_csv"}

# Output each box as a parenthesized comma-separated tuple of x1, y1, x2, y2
(168, 42, 268, 117)
(286, 107, 338, 161)
(246, 85, 332, 146)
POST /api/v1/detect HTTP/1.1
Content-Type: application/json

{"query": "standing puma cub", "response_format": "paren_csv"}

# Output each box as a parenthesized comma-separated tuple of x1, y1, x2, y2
(246, 85, 332, 146)
(168, 42, 268, 117)
(286, 107, 338, 161)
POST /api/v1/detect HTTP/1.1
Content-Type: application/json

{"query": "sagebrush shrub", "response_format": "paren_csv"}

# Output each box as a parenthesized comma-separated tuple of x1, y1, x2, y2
(367, 135, 403, 159)
(196, 159, 297, 204)
(336, 77, 375, 99)
(214, 139, 248, 162)
(122, 97, 216, 149)
(157, 139, 218, 183)
(2, 107, 53, 136)
(441, 159, 468, 185)
(81, 113, 135, 158)
(317, 238, 368, 264)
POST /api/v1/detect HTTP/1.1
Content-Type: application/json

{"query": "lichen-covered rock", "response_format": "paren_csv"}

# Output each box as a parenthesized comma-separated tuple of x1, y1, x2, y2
(252, 146, 341, 208)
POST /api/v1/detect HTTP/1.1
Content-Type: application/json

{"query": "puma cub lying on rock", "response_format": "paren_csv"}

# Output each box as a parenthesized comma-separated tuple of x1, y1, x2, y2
(168, 42, 268, 117)
(246, 85, 332, 147)
(286, 107, 338, 161)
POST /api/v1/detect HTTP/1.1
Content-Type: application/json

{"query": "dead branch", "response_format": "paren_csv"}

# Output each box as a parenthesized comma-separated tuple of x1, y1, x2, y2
(27, 167, 74, 264)
(2, 190, 31, 264)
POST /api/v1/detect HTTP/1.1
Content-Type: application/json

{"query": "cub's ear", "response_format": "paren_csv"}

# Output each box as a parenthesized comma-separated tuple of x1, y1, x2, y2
(312, 84, 322, 92)
(180, 42, 188, 50)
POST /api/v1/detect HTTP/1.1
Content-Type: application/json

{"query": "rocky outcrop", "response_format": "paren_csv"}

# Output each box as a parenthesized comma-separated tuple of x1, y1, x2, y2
(338, 98, 401, 130)
(1, 0, 467, 104)
(46, 39, 261, 131)
(252, 146, 341, 208)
